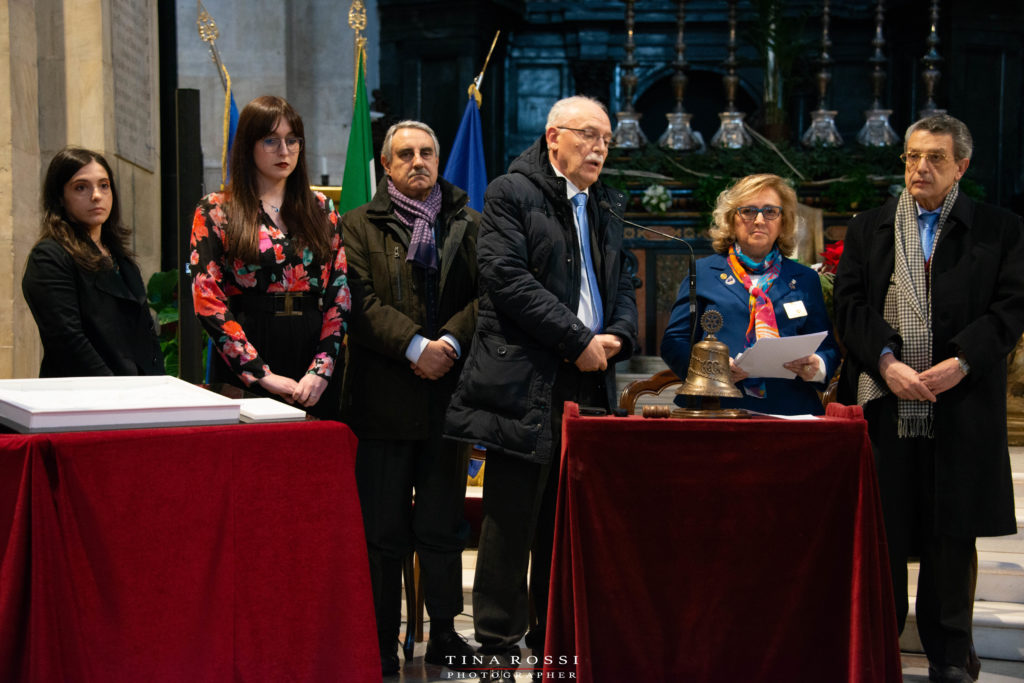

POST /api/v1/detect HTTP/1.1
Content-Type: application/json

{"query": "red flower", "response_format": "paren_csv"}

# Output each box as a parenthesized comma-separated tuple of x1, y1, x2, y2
(222, 320, 245, 339)
(193, 274, 227, 317)
(191, 209, 208, 244)
(281, 264, 311, 291)
(820, 241, 844, 274)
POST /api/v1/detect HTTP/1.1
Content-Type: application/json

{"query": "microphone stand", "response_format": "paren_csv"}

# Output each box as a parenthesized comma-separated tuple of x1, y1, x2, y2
(600, 201, 699, 353)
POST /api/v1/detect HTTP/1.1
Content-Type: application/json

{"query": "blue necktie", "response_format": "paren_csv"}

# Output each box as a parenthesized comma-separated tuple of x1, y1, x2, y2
(572, 193, 603, 332)
(920, 210, 940, 260)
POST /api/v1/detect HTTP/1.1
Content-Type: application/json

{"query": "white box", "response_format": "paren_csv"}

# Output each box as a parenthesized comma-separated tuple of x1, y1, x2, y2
(0, 375, 242, 433)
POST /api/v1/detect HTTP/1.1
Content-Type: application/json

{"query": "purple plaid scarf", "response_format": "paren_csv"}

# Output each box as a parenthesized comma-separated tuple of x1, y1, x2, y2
(387, 179, 442, 272)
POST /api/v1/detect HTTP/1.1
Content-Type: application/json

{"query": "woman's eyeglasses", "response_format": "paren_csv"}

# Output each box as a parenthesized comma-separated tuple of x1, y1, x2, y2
(260, 137, 304, 153)
(736, 205, 783, 222)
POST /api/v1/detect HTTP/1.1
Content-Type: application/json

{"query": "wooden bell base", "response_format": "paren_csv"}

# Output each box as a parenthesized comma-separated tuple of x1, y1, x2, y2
(671, 407, 750, 419)
(637, 395, 750, 419)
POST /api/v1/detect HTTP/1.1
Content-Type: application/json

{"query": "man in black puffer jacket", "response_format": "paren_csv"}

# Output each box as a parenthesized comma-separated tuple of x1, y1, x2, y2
(445, 96, 638, 667)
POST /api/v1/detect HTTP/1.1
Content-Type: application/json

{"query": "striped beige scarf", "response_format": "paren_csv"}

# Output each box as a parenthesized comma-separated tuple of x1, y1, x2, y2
(856, 183, 959, 437)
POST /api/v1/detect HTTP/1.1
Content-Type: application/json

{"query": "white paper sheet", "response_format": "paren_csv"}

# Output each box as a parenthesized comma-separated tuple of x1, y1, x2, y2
(734, 331, 827, 379)
(236, 398, 307, 423)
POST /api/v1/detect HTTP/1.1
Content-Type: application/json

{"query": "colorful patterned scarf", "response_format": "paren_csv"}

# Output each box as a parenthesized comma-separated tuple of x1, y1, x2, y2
(388, 179, 442, 272)
(727, 244, 782, 399)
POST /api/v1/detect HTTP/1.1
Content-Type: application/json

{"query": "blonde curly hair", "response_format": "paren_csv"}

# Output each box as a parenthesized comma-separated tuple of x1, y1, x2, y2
(708, 173, 798, 256)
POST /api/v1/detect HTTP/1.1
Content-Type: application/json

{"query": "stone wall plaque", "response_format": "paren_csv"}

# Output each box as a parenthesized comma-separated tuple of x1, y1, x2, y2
(111, 0, 155, 171)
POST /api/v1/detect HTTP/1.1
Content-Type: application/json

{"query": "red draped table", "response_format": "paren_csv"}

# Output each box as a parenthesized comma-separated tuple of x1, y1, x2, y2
(0, 421, 379, 683)
(543, 402, 902, 682)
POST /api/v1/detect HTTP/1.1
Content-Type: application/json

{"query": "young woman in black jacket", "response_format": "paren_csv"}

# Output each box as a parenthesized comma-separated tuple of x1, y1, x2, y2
(23, 147, 164, 377)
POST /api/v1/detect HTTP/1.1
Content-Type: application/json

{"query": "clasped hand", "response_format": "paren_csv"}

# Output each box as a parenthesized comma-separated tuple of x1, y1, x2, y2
(258, 371, 327, 408)
(574, 334, 622, 372)
(879, 355, 964, 402)
(411, 339, 458, 380)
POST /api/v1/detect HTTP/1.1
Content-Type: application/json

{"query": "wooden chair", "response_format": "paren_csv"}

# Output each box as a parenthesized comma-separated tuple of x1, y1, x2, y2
(619, 369, 683, 414)
(819, 359, 844, 408)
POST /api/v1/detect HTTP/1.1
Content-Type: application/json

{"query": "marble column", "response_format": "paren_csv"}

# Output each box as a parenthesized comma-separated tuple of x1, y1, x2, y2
(0, 0, 162, 379)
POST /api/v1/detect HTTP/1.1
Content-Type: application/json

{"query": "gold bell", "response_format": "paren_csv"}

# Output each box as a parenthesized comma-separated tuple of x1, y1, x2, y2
(674, 310, 747, 418)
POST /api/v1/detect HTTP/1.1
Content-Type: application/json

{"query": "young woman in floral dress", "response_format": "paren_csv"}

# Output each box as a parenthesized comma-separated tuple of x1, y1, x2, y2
(189, 95, 350, 419)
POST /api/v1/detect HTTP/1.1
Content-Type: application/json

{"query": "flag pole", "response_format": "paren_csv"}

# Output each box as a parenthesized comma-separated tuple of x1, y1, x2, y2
(468, 31, 501, 107)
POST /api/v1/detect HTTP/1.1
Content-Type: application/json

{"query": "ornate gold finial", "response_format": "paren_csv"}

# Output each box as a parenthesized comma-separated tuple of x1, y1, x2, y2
(348, 2, 369, 102)
(348, 0, 367, 32)
(196, 1, 227, 91)
(196, 1, 219, 44)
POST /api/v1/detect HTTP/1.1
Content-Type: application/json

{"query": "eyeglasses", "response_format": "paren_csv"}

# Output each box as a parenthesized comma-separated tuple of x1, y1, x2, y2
(261, 136, 304, 153)
(900, 151, 950, 168)
(558, 127, 613, 148)
(736, 205, 783, 222)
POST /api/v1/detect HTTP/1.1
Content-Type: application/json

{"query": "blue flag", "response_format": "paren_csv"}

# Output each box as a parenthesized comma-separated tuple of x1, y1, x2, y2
(228, 94, 239, 152)
(443, 98, 487, 212)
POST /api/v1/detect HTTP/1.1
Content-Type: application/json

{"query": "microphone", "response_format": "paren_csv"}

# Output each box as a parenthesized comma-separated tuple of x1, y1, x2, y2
(600, 200, 699, 350)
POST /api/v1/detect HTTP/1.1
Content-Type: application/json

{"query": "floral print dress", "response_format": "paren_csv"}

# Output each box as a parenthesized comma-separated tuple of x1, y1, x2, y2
(190, 191, 350, 387)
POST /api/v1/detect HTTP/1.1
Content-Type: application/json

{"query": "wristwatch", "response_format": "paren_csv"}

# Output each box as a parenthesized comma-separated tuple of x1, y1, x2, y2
(955, 356, 970, 376)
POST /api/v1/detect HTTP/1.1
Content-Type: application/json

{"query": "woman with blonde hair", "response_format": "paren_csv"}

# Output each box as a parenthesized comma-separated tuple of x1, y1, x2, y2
(189, 95, 350, 419)
(661, 173, 839, 414)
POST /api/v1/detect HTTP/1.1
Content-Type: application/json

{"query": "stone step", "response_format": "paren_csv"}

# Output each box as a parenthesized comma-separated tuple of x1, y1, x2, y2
(901, 600, 1024, 662)
(909, 552, 1024, 604)
(977, 514, 1024, 553)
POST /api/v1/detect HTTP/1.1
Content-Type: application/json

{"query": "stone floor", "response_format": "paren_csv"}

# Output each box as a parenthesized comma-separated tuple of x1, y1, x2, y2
(385, 585, 1024, 679)
(383, 610, 1024, 682)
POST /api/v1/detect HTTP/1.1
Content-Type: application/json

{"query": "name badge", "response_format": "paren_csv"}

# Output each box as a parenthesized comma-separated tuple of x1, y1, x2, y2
(783, 300, 808, 319)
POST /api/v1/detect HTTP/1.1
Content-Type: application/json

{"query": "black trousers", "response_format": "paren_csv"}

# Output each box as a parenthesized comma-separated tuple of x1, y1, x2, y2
(355, 432, 470, 646)
(865, 396, 976, 668)
(473, 365, 607, 652)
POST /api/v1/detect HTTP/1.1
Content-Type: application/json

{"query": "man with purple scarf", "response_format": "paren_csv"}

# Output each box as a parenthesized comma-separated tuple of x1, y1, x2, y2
(340, 120, 479, 676)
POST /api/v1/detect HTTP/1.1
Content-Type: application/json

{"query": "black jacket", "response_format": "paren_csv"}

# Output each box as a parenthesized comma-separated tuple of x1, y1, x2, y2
(445, 136, 639, 463)
(340, 177, 479, 440)
(835, 193, 1024, 537)
(23, 238, 164, 377)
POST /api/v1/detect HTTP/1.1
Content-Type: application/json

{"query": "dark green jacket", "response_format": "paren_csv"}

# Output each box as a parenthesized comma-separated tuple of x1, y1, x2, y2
(339, 177, 479, 440)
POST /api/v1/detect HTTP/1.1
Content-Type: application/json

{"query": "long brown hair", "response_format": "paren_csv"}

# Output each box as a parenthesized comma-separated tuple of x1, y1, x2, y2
(38, 147, 133, 271)
(225, 95, 332, 263)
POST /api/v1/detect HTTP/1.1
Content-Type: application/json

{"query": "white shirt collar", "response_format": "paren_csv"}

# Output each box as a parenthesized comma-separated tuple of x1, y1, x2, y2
(550, 162, 588, 201)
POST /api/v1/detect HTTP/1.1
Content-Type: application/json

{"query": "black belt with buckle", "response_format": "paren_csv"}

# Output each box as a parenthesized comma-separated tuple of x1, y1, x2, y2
(229, 292, 321, 317)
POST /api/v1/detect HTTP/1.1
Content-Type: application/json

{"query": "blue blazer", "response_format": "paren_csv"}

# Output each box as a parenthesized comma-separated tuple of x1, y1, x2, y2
(661, 253, 839, 415)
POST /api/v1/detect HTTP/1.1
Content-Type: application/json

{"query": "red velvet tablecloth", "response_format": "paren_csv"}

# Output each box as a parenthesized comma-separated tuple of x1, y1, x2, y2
(544, 402, 901, 682)
(0, 421, 379, 683)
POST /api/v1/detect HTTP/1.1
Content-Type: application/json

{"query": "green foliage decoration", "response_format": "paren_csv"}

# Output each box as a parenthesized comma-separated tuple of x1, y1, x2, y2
(146, 269, 209, 379)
